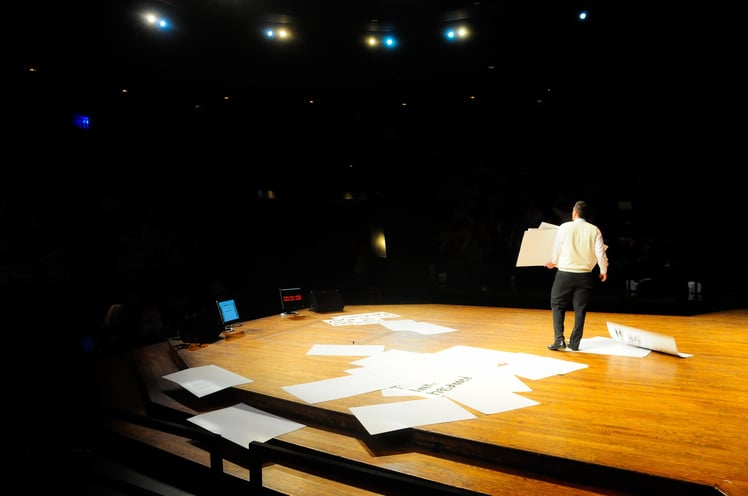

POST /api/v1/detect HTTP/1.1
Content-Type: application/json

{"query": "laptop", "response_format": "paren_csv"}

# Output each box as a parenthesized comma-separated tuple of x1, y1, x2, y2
(216, 298, 241, 331)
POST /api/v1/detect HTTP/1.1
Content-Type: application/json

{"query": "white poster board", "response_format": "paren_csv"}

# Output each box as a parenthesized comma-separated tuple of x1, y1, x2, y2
(515, 226, 558, 267)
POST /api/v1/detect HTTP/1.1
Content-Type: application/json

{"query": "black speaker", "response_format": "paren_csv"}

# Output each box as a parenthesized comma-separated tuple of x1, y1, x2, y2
(309, 290, 344, 313)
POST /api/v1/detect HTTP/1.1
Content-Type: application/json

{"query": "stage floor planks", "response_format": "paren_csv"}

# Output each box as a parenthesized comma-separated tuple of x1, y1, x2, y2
(171, 304, 748, 495)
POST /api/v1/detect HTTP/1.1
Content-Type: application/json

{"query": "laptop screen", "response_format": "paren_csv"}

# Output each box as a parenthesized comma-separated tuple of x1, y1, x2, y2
(216, 298, 240, 326)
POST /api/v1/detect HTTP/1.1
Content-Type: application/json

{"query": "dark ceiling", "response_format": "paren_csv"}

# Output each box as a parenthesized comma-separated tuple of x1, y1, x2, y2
(39, 1, 653, 99)
(11, 1, 743, 170)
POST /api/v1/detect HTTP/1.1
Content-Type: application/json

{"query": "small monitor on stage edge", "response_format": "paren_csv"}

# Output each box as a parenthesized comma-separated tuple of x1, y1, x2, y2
(279, 287, 304, 314)
(216, 298, 241, 330)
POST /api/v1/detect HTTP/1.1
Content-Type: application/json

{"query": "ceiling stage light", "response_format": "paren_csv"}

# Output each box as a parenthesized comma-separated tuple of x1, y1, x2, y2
(261, 14, 297, 43)
(265, 27, 292, 40)
(363, 19, 399, 51)
(444, 25, 470, 42)
(142, 12, 170, 30)
(363, 33, 398, 50)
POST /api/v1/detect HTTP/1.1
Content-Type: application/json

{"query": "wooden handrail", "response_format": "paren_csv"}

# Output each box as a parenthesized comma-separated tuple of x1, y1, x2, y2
(100, 405, 225, 495)
(102, 405, 492, 495)
(247, 438, 489, 496)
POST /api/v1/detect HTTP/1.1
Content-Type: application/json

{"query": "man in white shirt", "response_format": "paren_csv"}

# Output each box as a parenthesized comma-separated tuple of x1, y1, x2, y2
(544, 201, 608, 351)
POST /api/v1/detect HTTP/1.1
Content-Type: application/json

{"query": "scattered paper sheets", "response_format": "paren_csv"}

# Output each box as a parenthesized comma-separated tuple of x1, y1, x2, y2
(576, 336, 652, 357)
(569, 322, 692, 357)
(606, 321, 693, 357)
(377, 319, 457, 335)
(349, 397, 477, 436)
(283, 342, 585, 433)
(166, 313, 692, 439)
(282, 371, 399, 404)
(307, 344, 385, 356)
(503, 352, 589, 380)
(188, 403, 305, 448)
(162, 364, 253, 397)
(322, 312, 400, 326)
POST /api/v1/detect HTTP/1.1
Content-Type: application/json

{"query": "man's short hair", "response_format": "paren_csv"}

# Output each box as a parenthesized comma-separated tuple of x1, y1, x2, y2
(574, 201, 589, 219)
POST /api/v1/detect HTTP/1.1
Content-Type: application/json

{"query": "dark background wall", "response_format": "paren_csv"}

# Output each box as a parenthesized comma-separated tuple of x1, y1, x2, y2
(5, 0, 744, 350)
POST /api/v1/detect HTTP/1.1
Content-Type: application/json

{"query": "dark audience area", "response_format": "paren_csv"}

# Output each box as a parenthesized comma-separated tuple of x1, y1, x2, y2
(3, 112, 744, 357)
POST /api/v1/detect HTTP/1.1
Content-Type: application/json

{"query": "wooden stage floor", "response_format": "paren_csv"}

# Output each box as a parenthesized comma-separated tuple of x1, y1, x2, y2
(168, 304, 748, 495)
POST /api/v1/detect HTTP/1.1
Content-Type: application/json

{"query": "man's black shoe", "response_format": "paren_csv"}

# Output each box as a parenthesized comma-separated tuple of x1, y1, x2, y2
(547, 342, 566, 351)
(569, 346, 579, 351)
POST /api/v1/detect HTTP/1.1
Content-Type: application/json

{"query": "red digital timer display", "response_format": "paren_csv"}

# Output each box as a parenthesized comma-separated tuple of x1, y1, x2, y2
(280, 287, 304, 312)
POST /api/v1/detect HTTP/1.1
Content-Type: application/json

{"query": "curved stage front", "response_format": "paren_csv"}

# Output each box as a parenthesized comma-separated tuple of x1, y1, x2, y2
(165, 304, 748, 495)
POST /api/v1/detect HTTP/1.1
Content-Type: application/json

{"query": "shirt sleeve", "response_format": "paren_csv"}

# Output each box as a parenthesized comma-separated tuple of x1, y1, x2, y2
(594, 228, 609, 274)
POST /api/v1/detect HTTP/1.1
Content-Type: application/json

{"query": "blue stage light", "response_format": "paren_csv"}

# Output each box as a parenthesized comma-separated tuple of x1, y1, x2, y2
(72, 113, 90, 130)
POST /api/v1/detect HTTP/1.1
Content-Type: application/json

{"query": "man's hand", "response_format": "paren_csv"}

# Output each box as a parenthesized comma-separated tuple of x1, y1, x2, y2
(599, 273, 608, 282)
